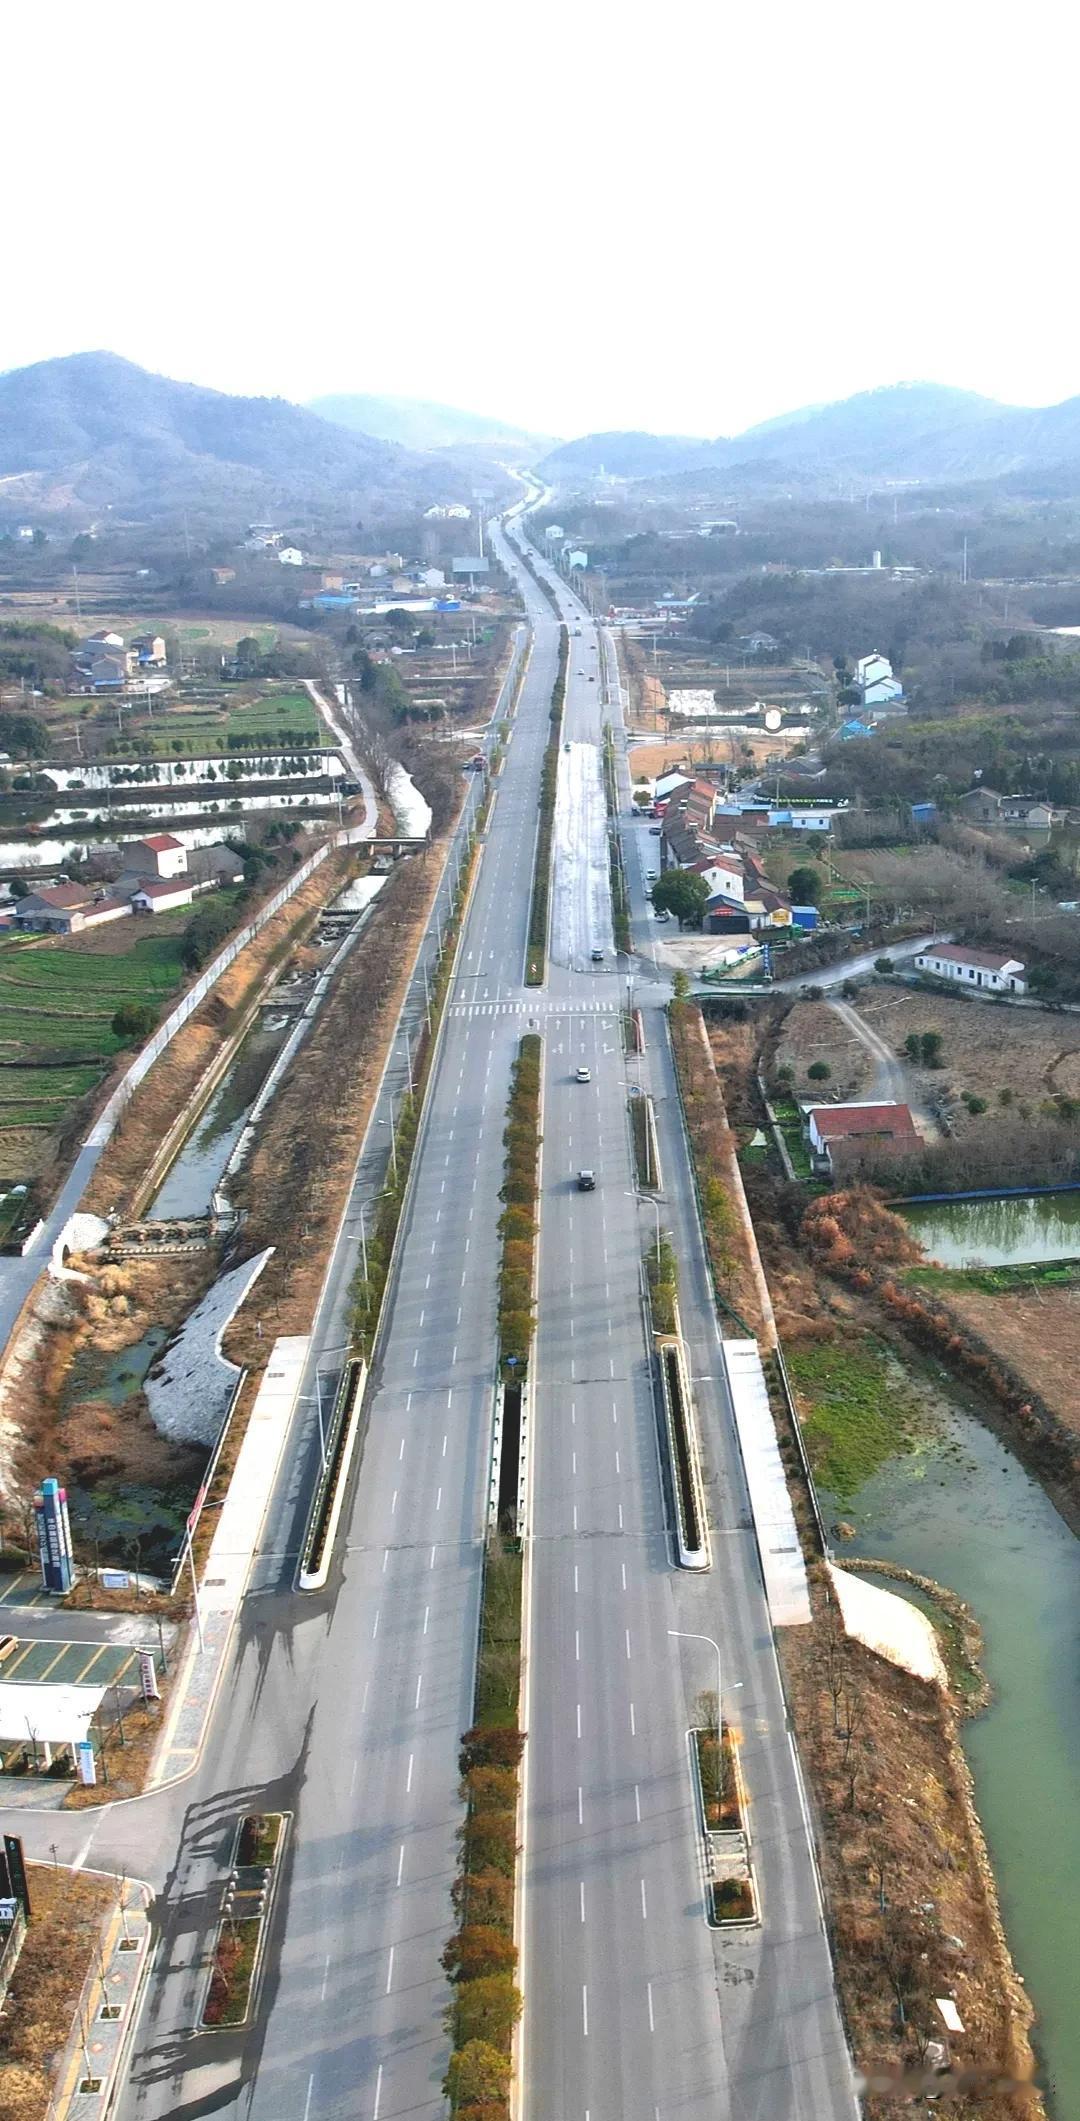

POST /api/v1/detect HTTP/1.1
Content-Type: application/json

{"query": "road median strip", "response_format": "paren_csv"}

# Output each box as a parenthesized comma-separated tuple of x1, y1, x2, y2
(524, 632, 567, 987)
(200, 1811, 287, 2030)
(442, 1034, 539, 2117)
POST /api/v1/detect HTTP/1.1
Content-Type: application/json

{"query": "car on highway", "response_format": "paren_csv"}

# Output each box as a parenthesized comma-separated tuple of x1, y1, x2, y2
(654, 907, 671, 921)
(590, 948, 603, 962)
(576, 1168, 596, 1190)
(649, 825, 662, 835)
(647, 868, 659, 880)
(564, 740, 571, 751)
(575, 1065, 592, 1083)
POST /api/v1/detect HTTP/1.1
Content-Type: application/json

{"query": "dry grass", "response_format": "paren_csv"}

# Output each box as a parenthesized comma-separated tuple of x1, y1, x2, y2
(774, 1000, 876, 1101)
(0, 1864, 115, 2121)
(857, 989, 1080, 1122)
(781, 1597, 1042, 2117)
(941, 1281, 1080, 1442)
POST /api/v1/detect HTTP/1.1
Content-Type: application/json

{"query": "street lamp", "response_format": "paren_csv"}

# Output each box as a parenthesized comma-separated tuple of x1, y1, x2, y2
(668, 1628, 722, 1742)
(625, 1190, 663, 1271)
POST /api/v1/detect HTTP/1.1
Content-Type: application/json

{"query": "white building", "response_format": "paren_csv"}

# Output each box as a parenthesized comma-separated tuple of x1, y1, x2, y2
(915, 944, 1026, 995)
(854, 651, 905, 711)
(131, 878, 195, 914)
(126, 833, 188, 880)
(278, 546, 304, 567)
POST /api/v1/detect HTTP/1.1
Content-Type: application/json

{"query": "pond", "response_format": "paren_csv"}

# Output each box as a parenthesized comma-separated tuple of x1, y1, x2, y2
(821, 1387, 1080, 2116)
(900, 1188, 1080, 1268)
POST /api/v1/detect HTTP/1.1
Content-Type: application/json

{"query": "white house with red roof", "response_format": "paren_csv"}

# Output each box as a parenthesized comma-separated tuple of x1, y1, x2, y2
(125, 834, 188, 880)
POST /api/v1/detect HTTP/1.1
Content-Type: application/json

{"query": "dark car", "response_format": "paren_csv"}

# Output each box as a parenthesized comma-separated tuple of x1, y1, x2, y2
(577, 1169, 596, 1191)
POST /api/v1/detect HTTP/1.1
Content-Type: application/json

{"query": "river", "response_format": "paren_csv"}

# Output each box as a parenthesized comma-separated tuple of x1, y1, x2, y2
(148, 1015, 289, 1218)
(822, 1391, 1080, 2115)
(900, 1189, 1080, 1268)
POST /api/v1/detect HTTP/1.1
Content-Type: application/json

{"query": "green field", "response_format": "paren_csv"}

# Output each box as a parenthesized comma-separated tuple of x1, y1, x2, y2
(34, 687, 322, 761)
(0, 910, 225, 1152)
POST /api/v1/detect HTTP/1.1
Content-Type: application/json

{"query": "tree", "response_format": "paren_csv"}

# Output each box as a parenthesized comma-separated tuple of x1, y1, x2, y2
(111, 1002, 157, 1045)
(441, 1926, 518, 1982)
(919, 1030, 944, 1067)
(449, 1974, 522, 2050)
(442, 2042, 510, 2108)
(788, 865, 821, 905)
(8, 878, 28, 900)
(807, 1060, 831, 1083)
(651, 868, 709, 928)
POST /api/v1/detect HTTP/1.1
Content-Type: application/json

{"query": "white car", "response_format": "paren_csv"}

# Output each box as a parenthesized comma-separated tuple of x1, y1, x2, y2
(575, 1066, 592, 1083)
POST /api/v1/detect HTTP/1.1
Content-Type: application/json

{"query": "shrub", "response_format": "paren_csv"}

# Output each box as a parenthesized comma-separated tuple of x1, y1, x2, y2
(451, 1871, 515, 1932)
(449, 1974, 523, 2051)
(442, 1925, 519, 1982)
(807, 1060, 831, 1083)
(460, 1726, 525, 1775)
(443, 2043, 511, 2108)
(458, 1812, 517, 1877)
(462, 1764, 518, 1814)
(874, 956, 893, 972)
(111, 1001, 157, 1044)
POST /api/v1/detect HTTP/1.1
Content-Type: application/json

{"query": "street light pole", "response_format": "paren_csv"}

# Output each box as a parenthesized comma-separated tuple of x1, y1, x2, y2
(668, 1628, 722, 1741)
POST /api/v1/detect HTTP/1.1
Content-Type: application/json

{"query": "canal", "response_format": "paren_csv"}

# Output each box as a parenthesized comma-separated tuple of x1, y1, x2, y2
(822, 1385, 1080, 2115)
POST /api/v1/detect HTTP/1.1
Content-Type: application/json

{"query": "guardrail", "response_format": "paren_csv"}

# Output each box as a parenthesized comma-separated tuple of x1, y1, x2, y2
(297, 1358, 368, 1591)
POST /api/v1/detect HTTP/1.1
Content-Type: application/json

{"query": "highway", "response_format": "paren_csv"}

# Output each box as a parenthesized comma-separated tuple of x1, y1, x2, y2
(0, 506, 856, 2121)
(518, 534, 858, 2118)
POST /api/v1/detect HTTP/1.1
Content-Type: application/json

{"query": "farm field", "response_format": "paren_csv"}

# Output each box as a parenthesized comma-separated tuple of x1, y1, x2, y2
(0, 907, 226, 1174)
(29, 685, 323, 762)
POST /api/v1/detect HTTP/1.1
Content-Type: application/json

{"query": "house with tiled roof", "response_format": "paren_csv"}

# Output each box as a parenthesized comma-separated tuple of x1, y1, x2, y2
(914, 944, 1026, 995)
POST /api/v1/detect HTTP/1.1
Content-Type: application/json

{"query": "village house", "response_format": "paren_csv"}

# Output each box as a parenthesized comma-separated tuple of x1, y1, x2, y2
(804, 1100, 920, 1179)
(130, 878, 195, 915)
(914, 943, 1027, 995)
(123, 833, 188, 880)
(854, 651, 905, 712)
(13, 884, 130, 935)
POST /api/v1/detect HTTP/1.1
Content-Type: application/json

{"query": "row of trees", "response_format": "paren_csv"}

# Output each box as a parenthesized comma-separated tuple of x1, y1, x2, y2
(524, 629, 567, 983)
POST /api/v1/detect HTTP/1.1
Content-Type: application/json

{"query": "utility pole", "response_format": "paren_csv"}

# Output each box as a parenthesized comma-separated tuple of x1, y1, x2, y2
(962, 536, 968, 586)
(72, 566, 82, 624)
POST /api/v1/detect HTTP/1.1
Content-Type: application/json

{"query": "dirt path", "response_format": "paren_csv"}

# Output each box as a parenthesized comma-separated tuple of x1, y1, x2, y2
(828, 996, 939, 1136)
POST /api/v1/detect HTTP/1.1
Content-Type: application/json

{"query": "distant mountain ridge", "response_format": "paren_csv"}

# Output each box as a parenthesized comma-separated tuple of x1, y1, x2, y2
(0, 351, 487, 522)
(537, 381, 1080, 491)
(308, 390, 551, 460)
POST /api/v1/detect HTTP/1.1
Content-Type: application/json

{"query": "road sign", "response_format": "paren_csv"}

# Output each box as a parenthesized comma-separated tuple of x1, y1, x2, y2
(138, 1650, 160, 1703)
(77, 1742, 97, 1787)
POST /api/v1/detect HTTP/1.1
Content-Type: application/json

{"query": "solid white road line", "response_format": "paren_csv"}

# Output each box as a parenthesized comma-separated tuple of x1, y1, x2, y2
(406, 1752, 414, 1793)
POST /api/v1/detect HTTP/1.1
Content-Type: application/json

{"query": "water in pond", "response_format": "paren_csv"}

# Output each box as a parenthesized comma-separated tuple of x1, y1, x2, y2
(149, 1016, 288, 1218)
(901, 1189, 1080, 1268)
(822, 1392, 1080, 2115)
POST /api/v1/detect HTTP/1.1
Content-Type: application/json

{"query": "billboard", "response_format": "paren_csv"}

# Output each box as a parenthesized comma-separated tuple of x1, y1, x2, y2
(34, 1478, 74, 1595)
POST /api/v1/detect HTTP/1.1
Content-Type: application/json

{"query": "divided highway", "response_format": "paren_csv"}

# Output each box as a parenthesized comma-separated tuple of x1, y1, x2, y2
(20, 502, 857, 2121)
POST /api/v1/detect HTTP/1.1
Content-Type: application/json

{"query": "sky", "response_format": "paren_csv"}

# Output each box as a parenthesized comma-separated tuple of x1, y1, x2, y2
(7, 0, 1080, 440)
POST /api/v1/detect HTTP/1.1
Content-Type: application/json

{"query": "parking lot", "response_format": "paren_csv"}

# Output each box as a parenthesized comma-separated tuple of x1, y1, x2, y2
(1, 1637, 140, 1687)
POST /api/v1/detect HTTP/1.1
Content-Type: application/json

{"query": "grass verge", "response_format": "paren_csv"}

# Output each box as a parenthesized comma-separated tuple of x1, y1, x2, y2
(601, 727, 630, 952)
(202, 1921, 259, 2028)
(524, 629, 567, 985)
(349, 795, 490, 1360)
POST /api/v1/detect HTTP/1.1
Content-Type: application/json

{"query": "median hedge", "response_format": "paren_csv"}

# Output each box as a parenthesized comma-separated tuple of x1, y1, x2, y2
(496, 1034, 541, 1376)
(524, 629, 567, 985)
(444, 1037, 537, 2114)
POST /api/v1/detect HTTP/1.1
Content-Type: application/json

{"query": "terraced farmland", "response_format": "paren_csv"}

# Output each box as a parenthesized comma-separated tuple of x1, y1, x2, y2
(0, 913, 212, 1175)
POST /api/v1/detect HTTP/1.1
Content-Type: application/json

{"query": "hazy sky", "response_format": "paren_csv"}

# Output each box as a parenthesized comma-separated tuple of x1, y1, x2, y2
(8, 0, 1080, 439)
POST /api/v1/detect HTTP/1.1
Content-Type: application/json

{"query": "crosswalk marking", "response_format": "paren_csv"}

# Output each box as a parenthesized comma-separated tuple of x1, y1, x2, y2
(449, 998, 617, 1019)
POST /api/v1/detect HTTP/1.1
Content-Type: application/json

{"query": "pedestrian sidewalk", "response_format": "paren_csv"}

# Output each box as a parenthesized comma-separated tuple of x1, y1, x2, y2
(149, 1337, 308, 1788)
(53, 1884, 151, 2121)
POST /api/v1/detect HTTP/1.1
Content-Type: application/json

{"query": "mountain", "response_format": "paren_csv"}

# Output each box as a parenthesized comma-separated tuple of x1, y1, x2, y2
(538, 430, 715, 480)
(308, 391, 551, 460)
(0, 351, 479, 522)
(537, 383, 1061, 491)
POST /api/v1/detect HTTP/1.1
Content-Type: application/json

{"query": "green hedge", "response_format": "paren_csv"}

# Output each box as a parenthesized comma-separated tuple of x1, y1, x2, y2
(524, 631, 567, 985)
